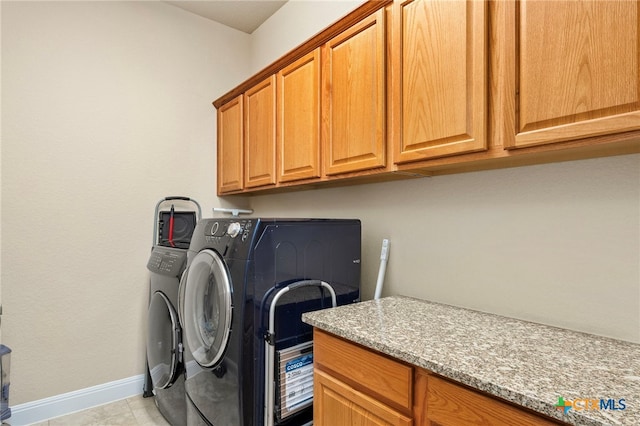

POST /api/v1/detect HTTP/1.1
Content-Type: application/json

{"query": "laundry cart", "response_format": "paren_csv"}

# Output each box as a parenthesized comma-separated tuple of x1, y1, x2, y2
(263, 281, 337, 426)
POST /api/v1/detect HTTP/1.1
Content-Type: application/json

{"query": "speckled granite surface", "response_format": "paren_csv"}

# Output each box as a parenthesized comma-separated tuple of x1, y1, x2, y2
(302, 296, 640, 426)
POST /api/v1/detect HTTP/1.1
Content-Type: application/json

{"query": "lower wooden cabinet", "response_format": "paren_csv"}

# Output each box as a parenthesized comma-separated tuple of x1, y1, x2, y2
(313, 329, 413, 413)
(315, 370, 412, 426)
(314, 329, 412, 426)
(415, 370, 561, 426)
(313, 329, 564, 425)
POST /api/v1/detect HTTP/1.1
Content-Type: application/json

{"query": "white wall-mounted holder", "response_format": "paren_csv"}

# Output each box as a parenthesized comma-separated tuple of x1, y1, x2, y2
(213, 207, 254, 217)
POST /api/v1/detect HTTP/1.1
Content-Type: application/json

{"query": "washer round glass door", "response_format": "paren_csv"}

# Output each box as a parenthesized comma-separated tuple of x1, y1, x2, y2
(147, 291, 181, 389)
(181, 249, 233, 368)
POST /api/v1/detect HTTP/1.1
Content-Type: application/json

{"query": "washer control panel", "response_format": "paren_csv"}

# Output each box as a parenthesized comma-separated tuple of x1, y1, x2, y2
(147, 247, 187, 277)
(205, 219, 254, 244)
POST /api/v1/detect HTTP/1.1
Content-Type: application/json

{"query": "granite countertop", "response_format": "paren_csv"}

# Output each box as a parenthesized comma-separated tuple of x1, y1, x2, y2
(302, 296, 640, 426)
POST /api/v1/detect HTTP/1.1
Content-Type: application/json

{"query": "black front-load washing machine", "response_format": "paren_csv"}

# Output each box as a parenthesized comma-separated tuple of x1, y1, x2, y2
(146, 246, 188, 425)
(144, 196, 200, 425)
(179, 218, 361, 426)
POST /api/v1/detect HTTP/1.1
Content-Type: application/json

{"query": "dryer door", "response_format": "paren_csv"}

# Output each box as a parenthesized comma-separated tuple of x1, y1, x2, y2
(181, 249, 233, 368)
(147, 291, 182, 389)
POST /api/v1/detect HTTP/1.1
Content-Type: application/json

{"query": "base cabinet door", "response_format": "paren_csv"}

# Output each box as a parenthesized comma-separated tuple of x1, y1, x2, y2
(414, 370, 561, 426)
(505, 0, 640, 149)
(314, 370, 412, 426)
(217, 95, 243, 194)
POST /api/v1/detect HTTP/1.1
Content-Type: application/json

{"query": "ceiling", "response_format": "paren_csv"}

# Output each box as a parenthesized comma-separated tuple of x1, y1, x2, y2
(165, 1, 288, 34)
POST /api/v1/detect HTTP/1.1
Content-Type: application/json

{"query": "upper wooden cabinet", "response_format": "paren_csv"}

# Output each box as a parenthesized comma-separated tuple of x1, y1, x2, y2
(503, 0, 640, 149)
(217, 95, 243, 194)
(244, 76, 276, 188)
(322, 9, 387, 175)
(214, 0, 640, 195)
(277, 49, 321, 183)
(392, 0, 488, 164)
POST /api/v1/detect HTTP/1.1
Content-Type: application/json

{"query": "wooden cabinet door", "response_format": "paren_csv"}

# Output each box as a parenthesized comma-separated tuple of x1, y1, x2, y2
(505, 0, 640, 149)
(314, 329, 413, 412)
(392, 0, 488, 164)
(322, 9, 386, 175)
(244, 76, 276, 188)
(422, 374, 559, 426)
(277, 49, 321, 183)
(217, 95, 243, 194)
(314, 370, 412, 426)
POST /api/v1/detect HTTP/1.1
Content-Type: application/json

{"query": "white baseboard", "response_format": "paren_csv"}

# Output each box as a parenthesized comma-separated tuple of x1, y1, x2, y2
(9, 374, 146, 426)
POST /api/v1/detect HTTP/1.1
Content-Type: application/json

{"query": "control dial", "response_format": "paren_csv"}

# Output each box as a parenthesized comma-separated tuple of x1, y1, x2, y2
(227, 222, 242, 238)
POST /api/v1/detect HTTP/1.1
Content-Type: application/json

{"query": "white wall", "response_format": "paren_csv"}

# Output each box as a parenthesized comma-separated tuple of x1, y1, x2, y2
(250, 156, 640, 343)
(251, 0, 365, 72)
(1, 0, 251, 405)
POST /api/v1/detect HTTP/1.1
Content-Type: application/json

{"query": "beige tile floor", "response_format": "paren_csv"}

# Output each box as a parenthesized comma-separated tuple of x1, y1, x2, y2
(27, 395, 170, 426)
